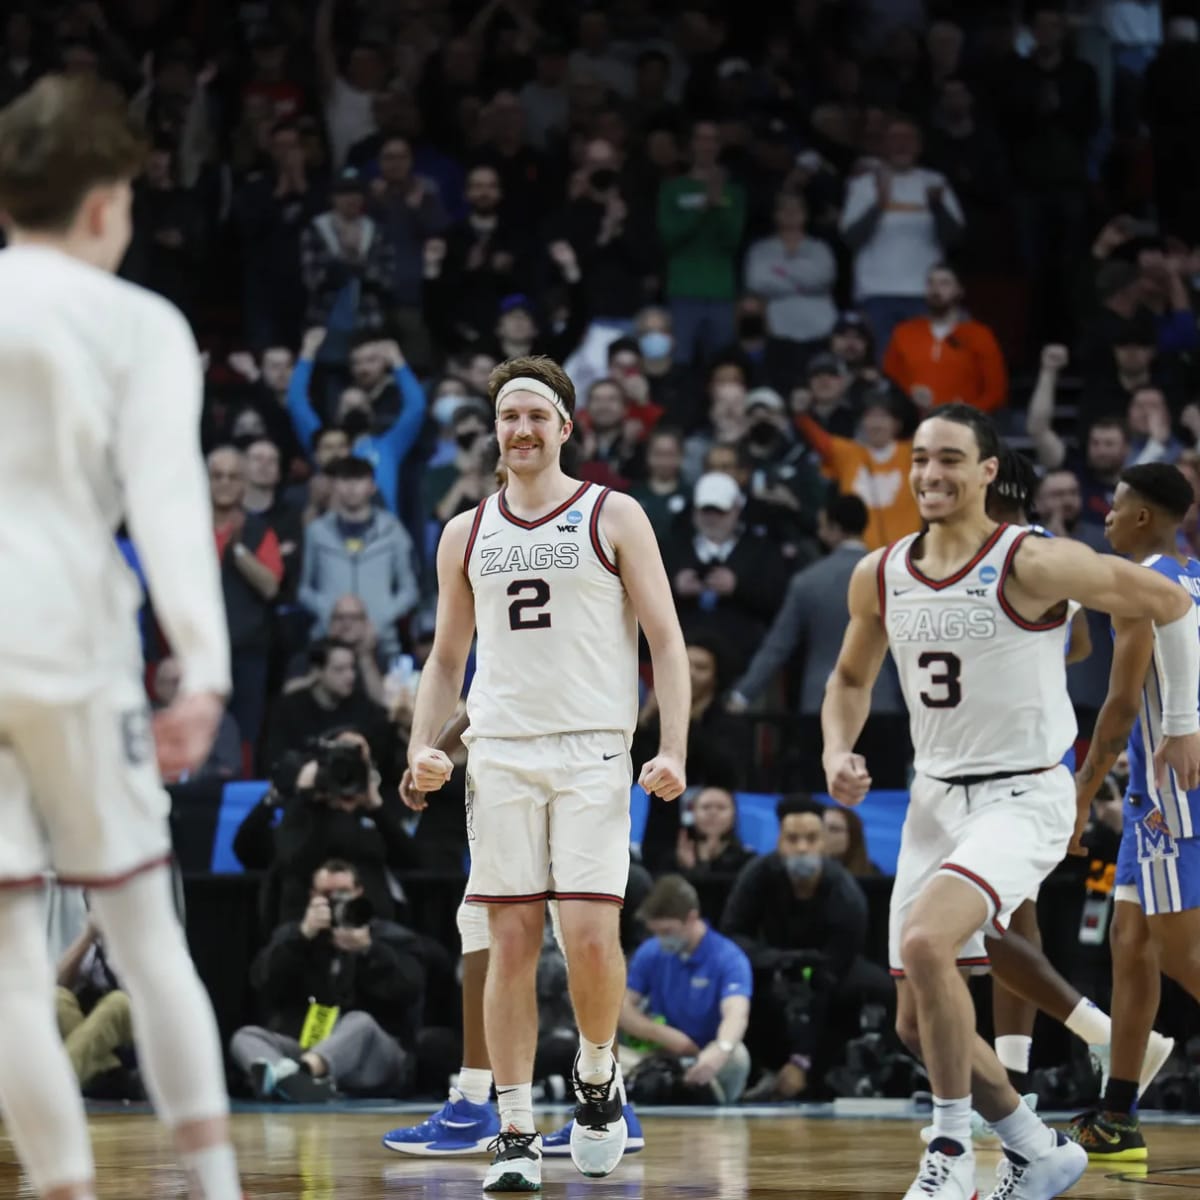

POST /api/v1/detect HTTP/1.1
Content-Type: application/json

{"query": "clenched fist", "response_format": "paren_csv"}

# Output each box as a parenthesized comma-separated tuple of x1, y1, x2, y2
(409, 746, 453, 794)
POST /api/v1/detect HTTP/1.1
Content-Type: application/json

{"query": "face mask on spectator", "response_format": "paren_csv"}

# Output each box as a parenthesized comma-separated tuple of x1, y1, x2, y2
(457, 429, 481, 451)
(342, 408, 371, 439)
(738, 314, 767, 339)
(434, 393, 469, 426)
(784, 852, 822, 882)
(639, 331, 672, 360)
(657, 933, 688, 956)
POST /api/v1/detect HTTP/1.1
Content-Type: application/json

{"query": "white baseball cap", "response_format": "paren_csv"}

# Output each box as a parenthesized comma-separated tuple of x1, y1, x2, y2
(693, 472, 742, 511)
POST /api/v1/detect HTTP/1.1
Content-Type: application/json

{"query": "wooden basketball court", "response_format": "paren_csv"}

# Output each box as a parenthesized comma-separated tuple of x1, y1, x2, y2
(2, 1107, 1196, 1197)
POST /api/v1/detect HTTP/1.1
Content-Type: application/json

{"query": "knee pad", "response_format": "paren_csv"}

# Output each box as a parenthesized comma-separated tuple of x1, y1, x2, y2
(457, 901, 491, 955)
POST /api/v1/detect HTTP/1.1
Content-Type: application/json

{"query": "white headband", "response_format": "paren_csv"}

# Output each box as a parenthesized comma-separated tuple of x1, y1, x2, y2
(495, 377, 571, 424)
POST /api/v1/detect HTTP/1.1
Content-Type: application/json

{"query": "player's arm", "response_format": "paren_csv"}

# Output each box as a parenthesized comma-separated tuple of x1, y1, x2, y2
(821, 550, 891, 805)
(407, 513, 476, 793)
(117, 301, 230, 701)
(603, 493, 689, 801)
(1012, 536, 1200, 787)
(1065, 606, 1092, 665)
(1070, 615, 1154, 852)
(619, 987, 698, 1055)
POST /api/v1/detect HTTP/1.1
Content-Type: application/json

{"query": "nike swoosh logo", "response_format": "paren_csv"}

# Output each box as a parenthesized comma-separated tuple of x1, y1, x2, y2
(892, 587, 913, 596)
(1011, 787, 1034, 797)
(1094, 1128, 1122, 1145)
(482, 531, 501, 540)
(603, 752, 623, 761)
(443, 1121, 483, 1128)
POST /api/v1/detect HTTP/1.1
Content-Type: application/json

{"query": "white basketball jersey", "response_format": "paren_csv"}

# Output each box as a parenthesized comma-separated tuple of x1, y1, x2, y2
(464, 481, 639, 739)
(880, 523, 1077, 777)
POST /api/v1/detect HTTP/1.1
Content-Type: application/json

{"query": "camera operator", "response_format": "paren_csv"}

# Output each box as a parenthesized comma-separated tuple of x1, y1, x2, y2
(230, 859, 424, 1101)
(620, 875, 752, 1104)
(233, 729, 421, 930)
(721, 796, 892, 1100)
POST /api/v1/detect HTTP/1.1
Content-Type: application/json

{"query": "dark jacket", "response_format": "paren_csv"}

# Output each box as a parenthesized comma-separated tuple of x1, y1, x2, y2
(220, 511, 275, 653)
(720, 852, 867, 984)
(251, 917, 426, 1048)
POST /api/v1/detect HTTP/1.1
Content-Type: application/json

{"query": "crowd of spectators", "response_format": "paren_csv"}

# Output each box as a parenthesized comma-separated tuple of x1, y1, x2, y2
(13, 0, 1200, 1103)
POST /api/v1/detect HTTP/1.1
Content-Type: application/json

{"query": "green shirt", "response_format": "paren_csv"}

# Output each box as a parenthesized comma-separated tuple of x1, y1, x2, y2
(657, 177, 746, 301)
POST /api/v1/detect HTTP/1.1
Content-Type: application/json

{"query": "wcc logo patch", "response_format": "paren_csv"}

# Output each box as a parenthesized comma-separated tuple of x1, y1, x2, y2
(557, 508, 584, 533)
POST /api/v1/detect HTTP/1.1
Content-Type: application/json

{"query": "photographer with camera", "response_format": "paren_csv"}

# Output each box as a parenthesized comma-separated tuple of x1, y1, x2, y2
(619, 875, 752, 1105)
(233, 729, 421, 930)
(230, 859, 424, 1101)
(721, 796, 892, 1101)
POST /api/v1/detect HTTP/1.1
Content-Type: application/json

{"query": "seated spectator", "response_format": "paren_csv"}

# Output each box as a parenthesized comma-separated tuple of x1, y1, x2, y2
(882, 264, 1008, 415)
(728, 494, 909, 788)
(743, 190, 837, 350)
(633, 307, 698, 431)
(300, 168, 396, 361)
(290, 425, 351, 525)
(1126, 386, 1183, 466)
(152, 657, 242, 781)
(674, 787, 755, 878)
(262, 639, 392, 776)
(429, 417, 497, 526)
(821, 805, 882, 878)
(1081, 315, 1185, 425)
(288, 329, 427, 516)
(578, 376, 639, 486)
(231, 859, 425, 1101)
(828, 312, 896, 417)
(839, 114, 965, 351)
(681, 361, 750, 482)
(630, 428, 689, 544)
(621, 875, 753, 1104)
(286, 594, 387, 706)
(722, 797, 891, 1100)
(209, 446, 283, 749)
(794, 394, 920, 550)
(238, 731, 420, 928)
(299, 456, 420, 657)
(243, 437, 303, 598)
(604, 337, 666, 446)
(49, 886, 138, 1101)
(662, 472, 790, 660)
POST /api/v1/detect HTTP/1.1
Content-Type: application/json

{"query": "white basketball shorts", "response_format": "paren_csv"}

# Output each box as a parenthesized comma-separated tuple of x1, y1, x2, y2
(889, 766, 1075, 976)
(463, 730, 631, 905)
(0, 675, 173, 886)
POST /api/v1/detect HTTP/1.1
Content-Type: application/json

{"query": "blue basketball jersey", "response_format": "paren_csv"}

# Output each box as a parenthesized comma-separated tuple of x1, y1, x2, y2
(1126, 554, 1200, 839)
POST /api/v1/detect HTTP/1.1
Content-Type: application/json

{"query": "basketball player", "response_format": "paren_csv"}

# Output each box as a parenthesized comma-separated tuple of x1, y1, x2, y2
(822, 405, 1200, 1200)
(1067, 463, 1200, 1161)
(0, 78, 239, 1199)
(408, 355, 689, 1191)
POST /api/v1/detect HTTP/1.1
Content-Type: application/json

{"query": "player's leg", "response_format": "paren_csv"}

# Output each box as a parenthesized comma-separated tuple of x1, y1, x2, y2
(0, 885, 97, 1200)
(549, 733, 634, 1179)
(87, 868, 240, 1198)
(23, 686, 241, 1200)
(459, 737, 553, 1189)
(382, 900, 498, 1157)
(989, 900, 1041, 1090)
(1145, 830, 1200, 996)
(1070, 894, 1158, 1161)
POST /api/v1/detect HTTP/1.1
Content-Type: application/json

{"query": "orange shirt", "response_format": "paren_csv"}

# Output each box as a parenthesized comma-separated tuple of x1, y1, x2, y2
(796, 414, 921, 550)
(883, 316, 1008, 413)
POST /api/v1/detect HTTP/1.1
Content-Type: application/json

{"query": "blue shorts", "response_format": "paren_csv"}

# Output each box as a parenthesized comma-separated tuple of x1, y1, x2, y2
(1115, 795, 1200, 915)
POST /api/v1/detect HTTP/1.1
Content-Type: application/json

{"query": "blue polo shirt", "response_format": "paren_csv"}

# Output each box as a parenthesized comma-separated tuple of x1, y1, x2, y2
(626, 927, 752, 1047)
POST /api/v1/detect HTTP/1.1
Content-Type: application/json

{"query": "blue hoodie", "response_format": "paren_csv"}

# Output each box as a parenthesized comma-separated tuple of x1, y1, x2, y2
(287, 358, 426, 514)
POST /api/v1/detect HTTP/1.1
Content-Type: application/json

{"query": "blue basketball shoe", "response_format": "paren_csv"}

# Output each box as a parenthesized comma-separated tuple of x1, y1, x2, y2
(381, 1090, 500, 1156)
(541, 1103, 644, 1158)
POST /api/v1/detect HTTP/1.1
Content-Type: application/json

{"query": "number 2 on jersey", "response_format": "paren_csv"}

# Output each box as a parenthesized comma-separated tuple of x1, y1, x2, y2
(508, 578, 551, 630)
(918, 651, 962, 708)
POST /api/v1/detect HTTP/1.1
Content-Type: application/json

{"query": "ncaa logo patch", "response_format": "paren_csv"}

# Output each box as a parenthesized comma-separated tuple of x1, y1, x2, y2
(566, 510, 583, 524)
(979, 565, 998, 584)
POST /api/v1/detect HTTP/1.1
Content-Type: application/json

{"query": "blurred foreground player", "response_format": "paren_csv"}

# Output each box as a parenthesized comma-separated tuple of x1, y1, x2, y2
(0, 77, 239, 1199)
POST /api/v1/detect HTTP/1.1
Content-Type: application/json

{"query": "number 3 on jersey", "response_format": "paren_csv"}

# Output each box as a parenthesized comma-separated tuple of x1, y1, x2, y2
(508, 578, 550, 630)
(918, 651, 962, 708)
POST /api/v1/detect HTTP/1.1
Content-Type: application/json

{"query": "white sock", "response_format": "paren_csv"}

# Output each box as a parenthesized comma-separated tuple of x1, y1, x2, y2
(931, 1095, 973, 1147)
(1064, 998, 1112, 1045)
(577, 1035, 615, 1084)
(995, 1035, 1033, 1075)
(496, 1082, 535, 1134)
(457, 1066, 493, 1106)
(181, 1144, 240, 1199)
(991, 1100, 1056, 1162)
